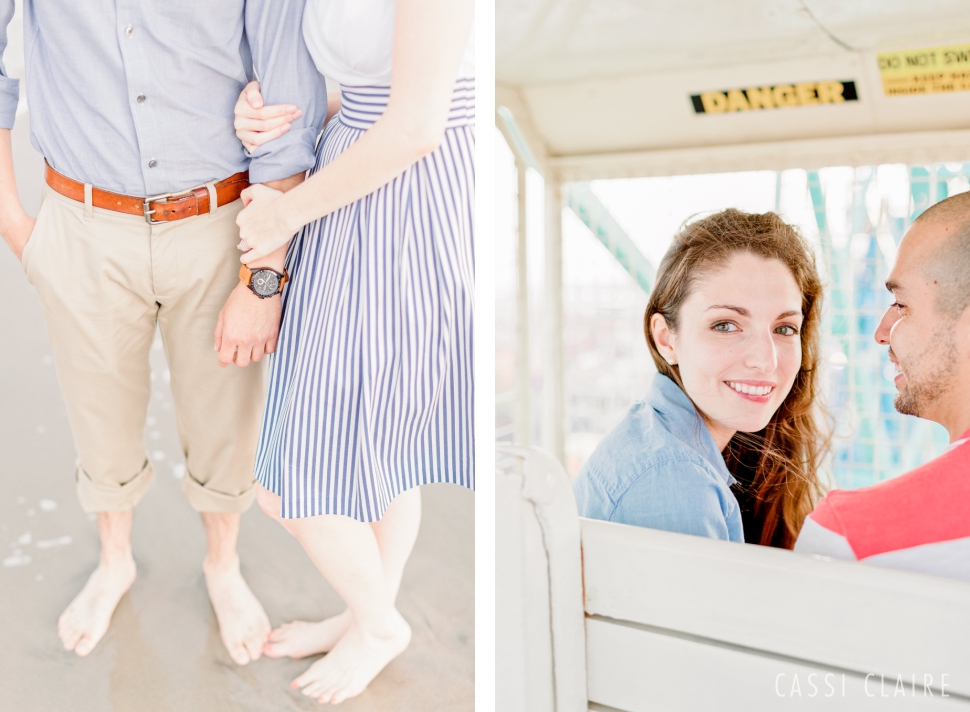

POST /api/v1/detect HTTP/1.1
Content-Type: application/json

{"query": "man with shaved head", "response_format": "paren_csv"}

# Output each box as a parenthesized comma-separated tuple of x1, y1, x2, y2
(794, 191, 970, 581)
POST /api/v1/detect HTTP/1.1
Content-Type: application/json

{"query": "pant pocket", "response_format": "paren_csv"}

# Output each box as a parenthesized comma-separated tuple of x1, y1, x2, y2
(21, 196, 51, 279)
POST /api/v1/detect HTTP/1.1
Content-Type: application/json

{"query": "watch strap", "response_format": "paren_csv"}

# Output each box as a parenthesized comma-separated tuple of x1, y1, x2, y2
(238, 264, 289, 294)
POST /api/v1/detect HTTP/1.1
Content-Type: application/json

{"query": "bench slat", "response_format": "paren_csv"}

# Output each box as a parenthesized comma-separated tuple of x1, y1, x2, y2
(581, 518, 970, 697)
(586, 618, 969, 711)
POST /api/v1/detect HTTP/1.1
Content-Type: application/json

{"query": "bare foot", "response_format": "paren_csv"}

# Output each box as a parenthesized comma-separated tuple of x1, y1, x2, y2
(58, 557, 137, 656)
(293, 610, 411, 705)
(204, 556, 271, 665)
(264, 610, 352, 658)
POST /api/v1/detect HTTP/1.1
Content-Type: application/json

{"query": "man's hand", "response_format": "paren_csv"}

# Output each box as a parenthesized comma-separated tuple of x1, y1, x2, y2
(3, 211, 35, 261)
(0, 129, 33, 261)
(214, 281, 282, 368)
(216, 172, 301, 367)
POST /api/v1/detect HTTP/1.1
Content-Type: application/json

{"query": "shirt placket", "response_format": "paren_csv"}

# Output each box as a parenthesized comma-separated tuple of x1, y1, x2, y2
(115, 0, 163, 196)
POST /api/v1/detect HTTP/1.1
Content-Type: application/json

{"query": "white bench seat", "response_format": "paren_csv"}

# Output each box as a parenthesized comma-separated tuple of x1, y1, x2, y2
(583, 518, 970, 711)
(498, 446, 970, 712)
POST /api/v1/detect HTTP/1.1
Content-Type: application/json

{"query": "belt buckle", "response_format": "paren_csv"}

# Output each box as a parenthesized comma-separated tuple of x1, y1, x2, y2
(143, 189, 194, 225)
(143, 192, 173, 225)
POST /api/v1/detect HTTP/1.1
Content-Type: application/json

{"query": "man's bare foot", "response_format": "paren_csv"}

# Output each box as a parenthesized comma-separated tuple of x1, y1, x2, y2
(264, 609, 352, 658)
(58, 557, 137, 656)
(204, 556, 271, 666)
(292, 610, 411, 705)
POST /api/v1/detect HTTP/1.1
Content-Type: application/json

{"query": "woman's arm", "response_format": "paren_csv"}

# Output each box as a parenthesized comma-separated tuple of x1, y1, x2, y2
(235, 0, 474, 263)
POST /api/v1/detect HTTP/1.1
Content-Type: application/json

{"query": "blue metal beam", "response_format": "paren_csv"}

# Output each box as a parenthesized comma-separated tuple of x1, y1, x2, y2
(496, 106, 540, 171)
(564, 182, 656, 294)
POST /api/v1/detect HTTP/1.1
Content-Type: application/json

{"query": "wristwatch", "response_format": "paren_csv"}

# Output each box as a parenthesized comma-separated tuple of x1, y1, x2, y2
(239, 264, 289, 299)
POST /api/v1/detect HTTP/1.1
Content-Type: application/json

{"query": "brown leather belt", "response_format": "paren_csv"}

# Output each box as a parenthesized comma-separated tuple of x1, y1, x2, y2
(44, 162, 249, 224)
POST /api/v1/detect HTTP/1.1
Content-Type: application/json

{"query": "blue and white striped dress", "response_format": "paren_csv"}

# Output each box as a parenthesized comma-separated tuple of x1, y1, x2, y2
(254, 80, 475, 521)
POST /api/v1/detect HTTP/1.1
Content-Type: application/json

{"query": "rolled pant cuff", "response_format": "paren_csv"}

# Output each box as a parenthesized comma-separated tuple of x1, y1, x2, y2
(182, 469, 257, 513)
(75, 459, 154, 512)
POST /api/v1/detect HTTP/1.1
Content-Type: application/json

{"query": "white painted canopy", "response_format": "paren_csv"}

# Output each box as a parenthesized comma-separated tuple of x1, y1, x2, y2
(496, 0, 970, 178)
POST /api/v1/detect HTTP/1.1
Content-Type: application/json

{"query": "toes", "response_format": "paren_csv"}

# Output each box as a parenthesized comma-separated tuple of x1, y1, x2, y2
(301, 681, 326, 699)
(318, 690, 338, 706)
(58, 612, 76, 639)
(228, 643, 251, 666)
(292, 664, 320, 689)
(275, 620, 307, 638)
(243, 635, 263, 663)
(60, 621, 84, 651)
(314, 674, 346, 706)
(301, 674, 333, 702)
(325, 673, 355, 705)
(263, 641, 284, 658)
(330, 691, 348, 705)
(268, 627, 288, 642)
(75, 636, 95, 657)
(60, 625, 82, 651)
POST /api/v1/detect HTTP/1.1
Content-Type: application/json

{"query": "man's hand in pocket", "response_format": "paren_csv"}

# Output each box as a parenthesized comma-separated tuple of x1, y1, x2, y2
(3, 211, 36, 261)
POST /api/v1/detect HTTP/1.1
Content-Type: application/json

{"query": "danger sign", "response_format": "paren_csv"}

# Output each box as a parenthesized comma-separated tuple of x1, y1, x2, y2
(690, 81, 859, 114)
(877, 43, 970, 96)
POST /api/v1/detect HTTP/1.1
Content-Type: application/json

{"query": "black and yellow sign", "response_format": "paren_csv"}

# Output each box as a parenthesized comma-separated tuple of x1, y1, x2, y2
(690, 81, 859, 114)
(877, 43, 970, 96)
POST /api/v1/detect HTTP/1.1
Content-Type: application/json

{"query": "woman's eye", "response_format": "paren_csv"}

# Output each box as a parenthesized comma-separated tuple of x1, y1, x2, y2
(891, 301, 905, 312)
(712, 322, 738, 333)
(775, 325, 799, 336)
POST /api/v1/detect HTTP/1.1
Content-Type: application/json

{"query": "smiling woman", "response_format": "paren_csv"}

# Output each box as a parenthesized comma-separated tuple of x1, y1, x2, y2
(573, 209, 829, 548)
(649, 254, 805, 449)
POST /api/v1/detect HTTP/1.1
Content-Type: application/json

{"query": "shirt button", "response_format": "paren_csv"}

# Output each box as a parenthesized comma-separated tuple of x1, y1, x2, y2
(125, 25, 134, 36)
(148, 159, 158, 169)
(136, 94, 146, 104)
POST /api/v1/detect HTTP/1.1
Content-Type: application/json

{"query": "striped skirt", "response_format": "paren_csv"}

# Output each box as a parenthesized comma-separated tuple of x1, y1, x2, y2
(254, 80, 475, 521)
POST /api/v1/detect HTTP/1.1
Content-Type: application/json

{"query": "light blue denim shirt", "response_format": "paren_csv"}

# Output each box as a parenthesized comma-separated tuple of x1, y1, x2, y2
(574, 374, 744, 542)
(0, 0, 328, 195)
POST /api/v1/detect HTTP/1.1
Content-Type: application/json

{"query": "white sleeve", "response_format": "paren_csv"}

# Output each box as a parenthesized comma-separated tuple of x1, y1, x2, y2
(793, 517, 858, 561)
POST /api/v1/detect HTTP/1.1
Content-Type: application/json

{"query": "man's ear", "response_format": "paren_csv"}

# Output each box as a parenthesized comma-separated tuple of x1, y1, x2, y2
(650, 313, 678, 365)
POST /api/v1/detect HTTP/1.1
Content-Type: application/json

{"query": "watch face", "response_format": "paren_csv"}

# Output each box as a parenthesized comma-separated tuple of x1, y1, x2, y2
(252, 270, 280, 296)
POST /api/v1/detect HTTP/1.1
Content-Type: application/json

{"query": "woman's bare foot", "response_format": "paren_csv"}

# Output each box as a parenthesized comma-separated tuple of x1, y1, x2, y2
(58, 557, 137, 656)
(293, 610, 411, 705)
(264, 610, 352, 658)
(204, 556, 272, 666)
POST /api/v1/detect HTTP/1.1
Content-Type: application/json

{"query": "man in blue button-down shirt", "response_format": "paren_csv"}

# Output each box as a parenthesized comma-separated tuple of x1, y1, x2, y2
(0, 1, 327, 664)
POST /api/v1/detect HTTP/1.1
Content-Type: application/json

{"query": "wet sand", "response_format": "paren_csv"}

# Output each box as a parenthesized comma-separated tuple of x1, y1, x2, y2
(0, 132, 473, 711)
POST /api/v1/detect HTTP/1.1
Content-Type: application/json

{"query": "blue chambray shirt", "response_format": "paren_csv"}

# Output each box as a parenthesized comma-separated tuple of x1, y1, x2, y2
(0, 0, 328, 195)
(574, 374, 745, 542)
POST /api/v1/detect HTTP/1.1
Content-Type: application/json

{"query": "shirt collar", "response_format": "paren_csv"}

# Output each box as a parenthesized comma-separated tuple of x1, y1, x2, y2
(647, 374, 737, 487)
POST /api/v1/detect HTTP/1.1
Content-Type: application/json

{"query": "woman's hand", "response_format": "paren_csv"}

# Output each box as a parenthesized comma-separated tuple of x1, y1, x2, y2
(236, 184, 293, 264)
(234, 81, 303, 152)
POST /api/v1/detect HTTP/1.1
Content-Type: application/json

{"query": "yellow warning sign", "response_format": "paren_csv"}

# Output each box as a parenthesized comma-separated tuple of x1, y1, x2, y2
(877, 43, 970, 96)
(690, 81, 858, 114)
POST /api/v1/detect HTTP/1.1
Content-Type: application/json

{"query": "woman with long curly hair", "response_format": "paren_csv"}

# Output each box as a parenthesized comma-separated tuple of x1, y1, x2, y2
(574, 209, 829, 548)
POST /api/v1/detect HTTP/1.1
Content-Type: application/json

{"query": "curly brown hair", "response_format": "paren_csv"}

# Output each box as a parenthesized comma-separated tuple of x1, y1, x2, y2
(644, 209, 829, 548)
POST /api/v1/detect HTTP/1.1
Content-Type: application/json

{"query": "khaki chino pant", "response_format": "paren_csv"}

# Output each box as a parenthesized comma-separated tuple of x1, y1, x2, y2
(22, 187, 263, 512)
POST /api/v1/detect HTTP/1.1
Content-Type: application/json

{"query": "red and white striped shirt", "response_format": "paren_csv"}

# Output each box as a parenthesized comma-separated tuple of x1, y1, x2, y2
(794, 431, 970, 581)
